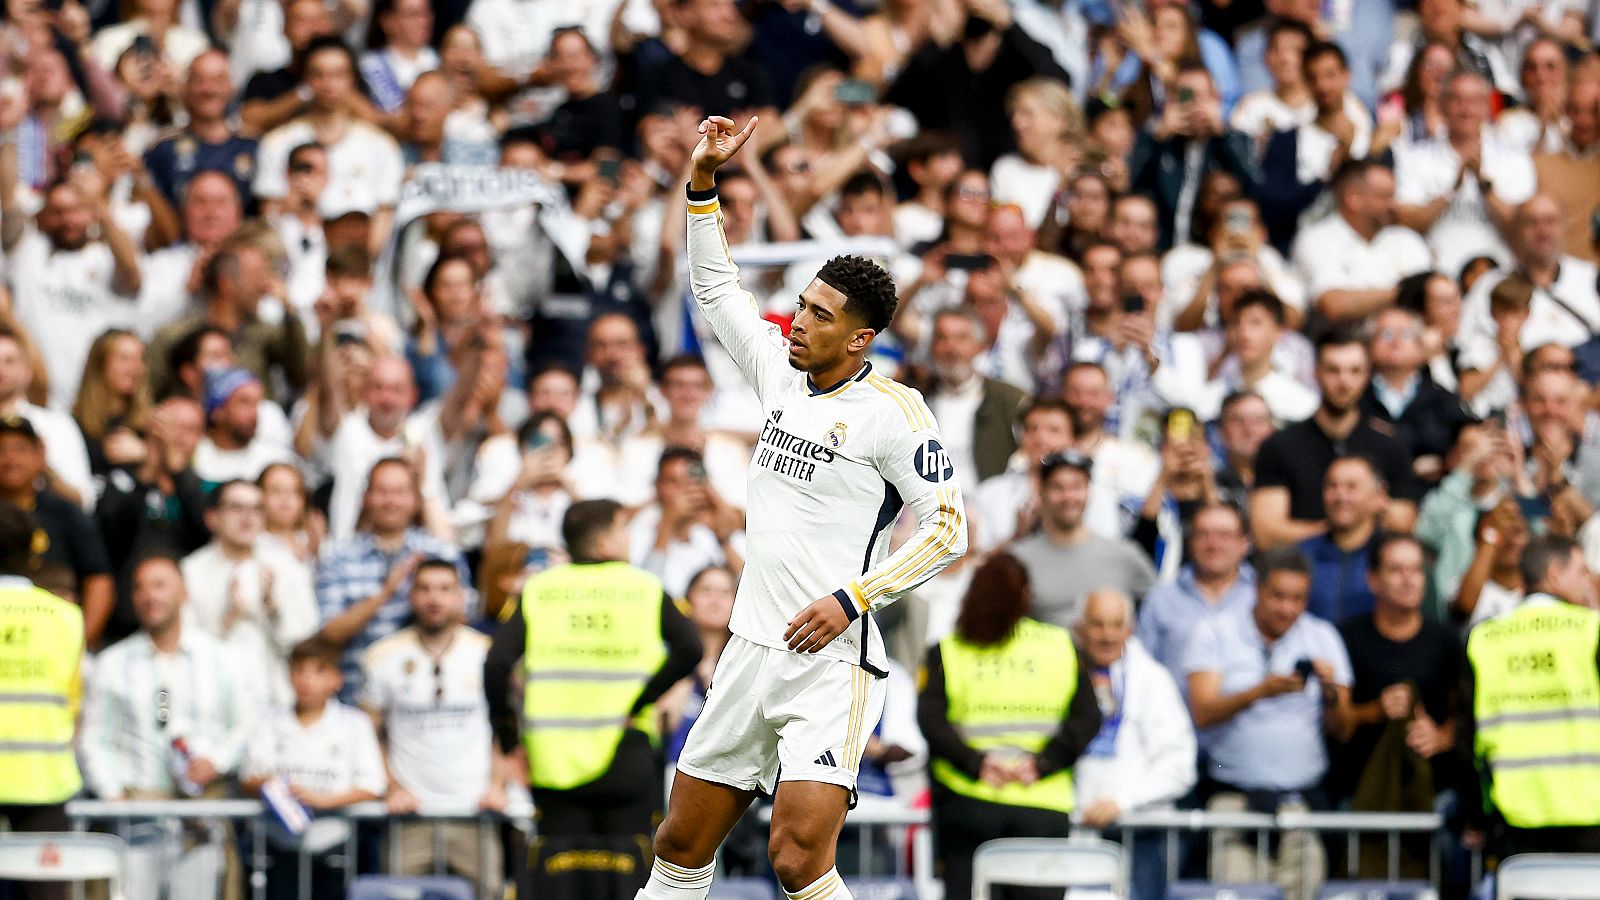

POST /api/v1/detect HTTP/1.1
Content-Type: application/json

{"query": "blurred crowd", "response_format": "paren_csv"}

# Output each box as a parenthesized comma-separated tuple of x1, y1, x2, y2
(1, 0, 1600, 893)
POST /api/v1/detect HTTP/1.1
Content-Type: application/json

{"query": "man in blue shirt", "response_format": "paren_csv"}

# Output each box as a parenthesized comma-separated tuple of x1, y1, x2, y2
(1137, 502, 1257, 679)
(1183, 544, 1354, 900)
(1299, 456, 1385, 623)
(144, 50, 260, 214)
(315, 458, 473, 702)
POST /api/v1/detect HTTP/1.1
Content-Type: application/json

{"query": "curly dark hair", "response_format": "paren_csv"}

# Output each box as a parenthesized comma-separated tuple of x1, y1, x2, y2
(817, 255, 897, 334)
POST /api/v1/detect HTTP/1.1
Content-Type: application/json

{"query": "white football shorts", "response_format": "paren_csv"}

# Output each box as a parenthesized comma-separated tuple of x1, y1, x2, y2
(676, 634, 887, 795)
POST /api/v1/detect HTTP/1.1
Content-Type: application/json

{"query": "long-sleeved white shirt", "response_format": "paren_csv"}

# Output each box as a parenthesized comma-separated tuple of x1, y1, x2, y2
(79, 627, 265, 799)
(1073, 640, 1199, 814)
(180, 542, 320, 709)
(687, 189, 968, 673)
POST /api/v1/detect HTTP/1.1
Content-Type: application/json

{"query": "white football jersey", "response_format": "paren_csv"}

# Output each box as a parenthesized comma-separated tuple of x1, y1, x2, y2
(687, 191, 968, 674)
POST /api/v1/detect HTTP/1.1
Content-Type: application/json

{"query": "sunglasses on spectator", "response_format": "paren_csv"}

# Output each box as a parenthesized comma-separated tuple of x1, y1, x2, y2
(783, 160, 810, 174)
(955, 186, 989, 201)
(289, 162, 317, 174)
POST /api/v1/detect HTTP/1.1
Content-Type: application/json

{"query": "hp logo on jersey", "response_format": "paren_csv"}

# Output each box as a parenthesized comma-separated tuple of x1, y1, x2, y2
(914, 439, 953, 483)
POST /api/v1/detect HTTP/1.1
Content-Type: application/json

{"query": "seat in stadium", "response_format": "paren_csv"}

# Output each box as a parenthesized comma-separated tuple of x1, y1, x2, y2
(709, 878, 778, 899)
(1317, 880, 1437, 900)
(347, 874, 477, 899)
(971, 836, 1126, 900)
(1495, 853, 1600, 900)
(0, 832, 129, 900)
(844, 876, 919, 899)
(1166, 880, 1286, 900)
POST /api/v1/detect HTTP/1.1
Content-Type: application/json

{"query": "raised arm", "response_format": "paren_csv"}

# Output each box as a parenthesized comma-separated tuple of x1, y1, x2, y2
(686, 116, 792, 402)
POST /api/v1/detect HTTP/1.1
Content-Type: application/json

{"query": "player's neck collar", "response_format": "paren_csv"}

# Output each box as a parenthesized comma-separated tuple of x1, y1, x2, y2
(806, 360, 873, 398)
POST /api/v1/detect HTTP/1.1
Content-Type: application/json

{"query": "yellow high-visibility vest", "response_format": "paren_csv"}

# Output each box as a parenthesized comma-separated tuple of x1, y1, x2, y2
(931, 617, 1078, 813)
(521, 562, 666, 790)
(1467, 599, 1600, 828)
(0, 580, 84, 804)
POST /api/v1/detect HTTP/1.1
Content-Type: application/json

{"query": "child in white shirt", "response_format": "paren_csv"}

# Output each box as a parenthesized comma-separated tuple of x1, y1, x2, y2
(242, 637, 386, 899)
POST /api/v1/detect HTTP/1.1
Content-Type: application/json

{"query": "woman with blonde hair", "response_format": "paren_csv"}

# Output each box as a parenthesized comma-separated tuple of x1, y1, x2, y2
(990, 77, 1083, 230)
(72, 328, 152, 476)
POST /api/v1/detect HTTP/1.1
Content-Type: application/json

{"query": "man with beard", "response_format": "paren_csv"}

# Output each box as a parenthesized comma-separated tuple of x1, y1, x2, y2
(1251, 329, 1418, 550)
(921, 308, 1026, 493)
(0, 97, 144, 409)
(362, 559, 513, 886)
(1008, 451, 1157, 630)
(1060, 361, 1159, 540)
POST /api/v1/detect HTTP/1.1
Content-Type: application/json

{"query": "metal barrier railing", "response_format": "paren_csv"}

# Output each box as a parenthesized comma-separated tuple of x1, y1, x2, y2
(62, 799, 1470, 899)
(66, 799, 534, 900)
(1108, 808, 1463, 892)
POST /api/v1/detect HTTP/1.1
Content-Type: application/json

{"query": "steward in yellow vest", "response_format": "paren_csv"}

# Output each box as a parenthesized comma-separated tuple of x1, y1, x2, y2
(484, 499, 700, 899)
(0, 499, 85, 851)
(1462, 534, 1600, 855)
(918, 552, 1102, 900)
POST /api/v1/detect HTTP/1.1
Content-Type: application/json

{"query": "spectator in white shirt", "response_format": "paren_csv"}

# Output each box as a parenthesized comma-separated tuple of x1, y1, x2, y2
(1, 110, 144, 411)
(893, 133, 963, 250)
(1395, 69, 1536, 273)
(254, 38, 405, 253)
(1166, 197, 1307, 333)
(485, 412, 576, 554)
(628, 447, 745, 599)
(572, 356, 748, 508)
(990, 76, 1083, 230)
(1459, 193, 1600, 363)
(81, 555, 261, 800)
(988, 203, 1086, 337)
(181, 479, 319, 708)
(1260, 41, 1397, 249)
(1061, 361, 1160, 538)
(1230, 21, 1314, 146)
(975, 396, 1074, 553)
(1073, 588, 1197, 900)
(1292, 159, 1432, 323)
(325, 355, 448, 540)
(1495, 38, 1568, 155)
(193, 368, 294, 485)
(1199, 290, 1320, 424)
(241, 636, 386, 899)
(1071, 252, 1209, 441)
(0, 326, 93, 508)
(362, 559, 510, 885)
(569, 312, 667, 445)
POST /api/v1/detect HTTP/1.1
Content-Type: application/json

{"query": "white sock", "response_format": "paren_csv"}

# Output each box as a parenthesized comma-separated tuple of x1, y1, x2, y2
(784, 867, 854, 900)
(637, 857, 715, 899)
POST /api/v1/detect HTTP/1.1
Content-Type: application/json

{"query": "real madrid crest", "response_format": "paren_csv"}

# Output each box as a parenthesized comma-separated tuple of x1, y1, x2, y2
(825, 422, 848, 449)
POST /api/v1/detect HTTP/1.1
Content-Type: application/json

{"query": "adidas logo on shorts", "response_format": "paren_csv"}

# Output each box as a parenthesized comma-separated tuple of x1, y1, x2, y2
(813, 750, 838, 768)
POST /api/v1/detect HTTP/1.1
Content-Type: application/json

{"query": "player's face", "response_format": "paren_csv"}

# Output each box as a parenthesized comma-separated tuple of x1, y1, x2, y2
(789, 278, 870, 375)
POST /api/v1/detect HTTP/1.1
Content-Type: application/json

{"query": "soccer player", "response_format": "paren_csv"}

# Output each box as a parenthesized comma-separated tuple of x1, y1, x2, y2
(635, 116, 969, 900)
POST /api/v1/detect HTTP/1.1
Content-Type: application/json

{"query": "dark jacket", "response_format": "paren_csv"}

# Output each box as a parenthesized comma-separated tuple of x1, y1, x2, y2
(920, 377, 1026, 483)
(885, 24, 1069, 169)
(1298, 529, 1380, 624)
(1358, 373, 1470, 472)
(1128, 128, 1261, 250)
(1259, 126, 1397, 254)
